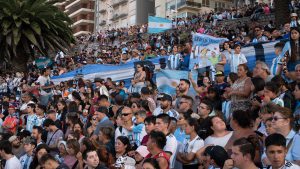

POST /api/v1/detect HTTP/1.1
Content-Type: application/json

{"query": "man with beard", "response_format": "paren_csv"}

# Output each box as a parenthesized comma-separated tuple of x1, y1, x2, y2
(31, 125, 44, 146)
(153, 93, 179, 119)
(176, 79, 197, 111)
(8, 135, 25, 158)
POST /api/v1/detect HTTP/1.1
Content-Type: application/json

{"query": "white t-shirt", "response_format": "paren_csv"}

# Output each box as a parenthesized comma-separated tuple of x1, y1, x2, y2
(37, 75, 52, 95)
(153, 107, 179, 120)
(204, 131, 233, 147)
(115, 126, 134, 146)
(5, 155, 22, 169)
(181, 135, 204, 165)
(228, 53, 247, 73)
(164, 134, 178, 169)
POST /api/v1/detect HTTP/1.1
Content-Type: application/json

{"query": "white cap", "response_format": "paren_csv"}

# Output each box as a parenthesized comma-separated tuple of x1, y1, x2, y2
(136, 145, 150, 158)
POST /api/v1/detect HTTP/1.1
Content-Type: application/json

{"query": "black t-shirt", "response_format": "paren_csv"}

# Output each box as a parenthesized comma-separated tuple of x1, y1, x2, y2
(197, 117, 211, 140)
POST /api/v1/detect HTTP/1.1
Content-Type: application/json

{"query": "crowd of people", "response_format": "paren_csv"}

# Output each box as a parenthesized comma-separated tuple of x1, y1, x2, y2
(1, 1, 300, 169)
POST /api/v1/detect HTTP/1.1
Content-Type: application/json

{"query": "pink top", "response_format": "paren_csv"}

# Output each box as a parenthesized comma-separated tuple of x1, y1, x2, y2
(264, 7, 270, 14)
(197, 28, 205, 34)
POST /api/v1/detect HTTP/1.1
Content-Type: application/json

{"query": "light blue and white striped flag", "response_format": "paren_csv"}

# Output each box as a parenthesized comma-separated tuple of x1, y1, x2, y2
(148, 16, 172, 34)
(156, 70, 198, 96)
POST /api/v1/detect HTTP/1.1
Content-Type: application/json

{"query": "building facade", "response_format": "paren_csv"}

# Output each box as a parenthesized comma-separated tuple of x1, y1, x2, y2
(54, 0, 95, 37)
(155, 0, 234, 19)
(96, 0, 155, 31)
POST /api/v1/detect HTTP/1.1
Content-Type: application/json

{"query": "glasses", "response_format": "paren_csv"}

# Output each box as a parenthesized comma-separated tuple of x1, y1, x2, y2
(179, 102, 187, 104)
(198, 106, 207, 109)
(122, 113, 132, 116)
(272, 116, 287, 121)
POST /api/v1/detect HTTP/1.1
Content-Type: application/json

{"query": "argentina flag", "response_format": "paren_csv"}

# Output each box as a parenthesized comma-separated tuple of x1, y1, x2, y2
(148, 16, 172, 34)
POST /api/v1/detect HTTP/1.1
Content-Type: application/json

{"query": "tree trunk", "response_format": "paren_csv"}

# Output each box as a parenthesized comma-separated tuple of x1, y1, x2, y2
(11, 51, 30, 72)
(274, 0, 290, 27)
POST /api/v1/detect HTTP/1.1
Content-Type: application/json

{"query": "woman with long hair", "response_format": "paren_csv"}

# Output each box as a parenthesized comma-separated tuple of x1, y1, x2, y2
(57, 100, 68, 132)
(177, 118, 204, 169)
(130, 63, 146, 93)
(64, 139, 81, 169)
(87, 115, 98, 137)
(29, 144, 50, 169)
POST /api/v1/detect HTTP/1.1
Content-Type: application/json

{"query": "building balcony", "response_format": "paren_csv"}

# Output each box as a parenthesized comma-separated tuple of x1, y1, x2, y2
(99, 8, 106, 13)
(99, 20, 107, 26)
(65, 0, 90, 9)
(112, 0, 128, 8)
(68, 8, 94, 18)
(73, 31, 90, 37)
(110, 14, 119, 21)
(170, 1, 202, 11)
(110, 13, 128, 21)
(72, 19, 94, 27)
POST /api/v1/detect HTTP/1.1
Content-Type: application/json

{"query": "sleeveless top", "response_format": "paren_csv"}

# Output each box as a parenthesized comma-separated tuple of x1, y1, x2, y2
(153, 151, 170, 169)
(231, 77, 250, 102)
(134, 71, 145, 82)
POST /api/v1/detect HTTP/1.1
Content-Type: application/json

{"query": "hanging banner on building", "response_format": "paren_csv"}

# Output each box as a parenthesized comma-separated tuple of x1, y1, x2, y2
(189, 33, 227, 69)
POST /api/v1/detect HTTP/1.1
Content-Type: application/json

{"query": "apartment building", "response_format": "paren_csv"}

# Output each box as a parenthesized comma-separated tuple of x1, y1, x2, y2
(97, 0, 155, 30)
(155, 0, 234, 18)
(54, 0, 95, 37)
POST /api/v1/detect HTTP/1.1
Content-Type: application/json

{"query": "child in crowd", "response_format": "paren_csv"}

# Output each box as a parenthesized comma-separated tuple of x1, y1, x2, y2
(133, 110, 147, 148)
(263, 82, 284, 107)
(270, 42, 285, 76)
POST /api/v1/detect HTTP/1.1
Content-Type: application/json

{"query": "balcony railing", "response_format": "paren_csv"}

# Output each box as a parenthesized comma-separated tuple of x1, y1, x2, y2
(99, 8, 106, 13)
(112, 0, 128, 8)
(99, 20, 106, 26)
(110, 13, 128, 21)
(170, 1, 202, 10)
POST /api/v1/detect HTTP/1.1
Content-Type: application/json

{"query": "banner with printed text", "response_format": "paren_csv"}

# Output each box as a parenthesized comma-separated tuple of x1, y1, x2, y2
(189, 33, 227, 69)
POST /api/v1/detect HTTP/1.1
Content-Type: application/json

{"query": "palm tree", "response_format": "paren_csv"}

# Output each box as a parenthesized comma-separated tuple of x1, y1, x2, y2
(274, 0, 290, 27)
(0, 0, 75, 71)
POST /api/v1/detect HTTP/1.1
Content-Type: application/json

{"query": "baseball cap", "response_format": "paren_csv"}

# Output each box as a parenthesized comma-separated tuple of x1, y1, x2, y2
(291, 13, 298, 17)
(94, 77, 103, 83)
(157, 93, 172, 102)
(8, 135, 18, 143)
(215, 71, 224, 77)
(8, 105, 15, 109)
(136, 146, 150, 158)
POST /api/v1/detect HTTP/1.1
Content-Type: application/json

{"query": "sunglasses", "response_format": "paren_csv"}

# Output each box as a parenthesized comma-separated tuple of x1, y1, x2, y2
(272, 116, 286, 121)
(122, 113, 132, 116)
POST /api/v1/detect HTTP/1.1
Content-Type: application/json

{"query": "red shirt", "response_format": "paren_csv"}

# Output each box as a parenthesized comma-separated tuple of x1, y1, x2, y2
(152, 151, 170, 169)
(3, 115, 18, 134)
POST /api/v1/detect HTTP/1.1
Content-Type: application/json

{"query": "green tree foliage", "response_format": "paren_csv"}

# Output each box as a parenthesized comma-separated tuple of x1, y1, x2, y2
(0, 0, 75, 71)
